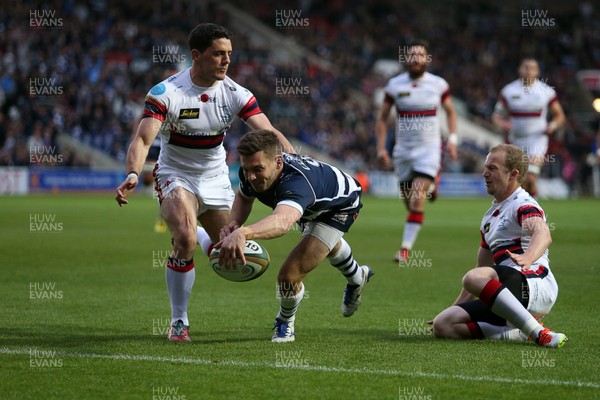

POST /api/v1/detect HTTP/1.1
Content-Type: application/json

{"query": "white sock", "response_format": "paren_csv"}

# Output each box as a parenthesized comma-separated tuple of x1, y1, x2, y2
(483, 281, 543, 340)
(197, 226, 212, 256)
(477, 322, 525, 340)
(277, 282, 304, 323)
(401, 222, 421, 250)
(166, 264, 195, 326)
(328, 239, 362, 285)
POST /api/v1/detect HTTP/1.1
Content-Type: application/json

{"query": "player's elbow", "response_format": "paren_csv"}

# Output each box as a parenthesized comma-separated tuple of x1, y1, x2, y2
(545, 232, 552, 247)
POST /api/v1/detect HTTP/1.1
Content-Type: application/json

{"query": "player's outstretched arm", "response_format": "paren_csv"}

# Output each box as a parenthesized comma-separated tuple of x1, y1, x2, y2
(246, 114, 296, 154)
(217, 204, 301, 268)
(239, 204, 301, 241)
(115, 118, 162, 206)
(220, 192, 255, 240)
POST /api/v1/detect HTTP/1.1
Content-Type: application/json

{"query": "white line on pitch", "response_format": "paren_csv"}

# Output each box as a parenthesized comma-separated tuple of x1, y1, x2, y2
(2, 347, 598, 389)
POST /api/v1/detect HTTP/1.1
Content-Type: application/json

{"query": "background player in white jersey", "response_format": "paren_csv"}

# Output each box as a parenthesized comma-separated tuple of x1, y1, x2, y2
(375, 39, 458, 263)
(115, 23, 294, 342)
(432, 144, 567, 348)
(217, 130, 373, 343)
(492, 58, 565, 197)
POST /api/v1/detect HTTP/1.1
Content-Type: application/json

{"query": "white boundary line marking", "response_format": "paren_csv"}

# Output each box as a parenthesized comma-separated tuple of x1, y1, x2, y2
(2, 347, 599, 389)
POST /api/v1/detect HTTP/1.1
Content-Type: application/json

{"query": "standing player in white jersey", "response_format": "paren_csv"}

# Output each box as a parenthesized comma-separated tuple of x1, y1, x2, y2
(432, 144, 567, 348)
(375, 39, 458, 263)
(115, 23, 294, 342)
(492, 58, 565, 197)
(217, 130, 372, 343)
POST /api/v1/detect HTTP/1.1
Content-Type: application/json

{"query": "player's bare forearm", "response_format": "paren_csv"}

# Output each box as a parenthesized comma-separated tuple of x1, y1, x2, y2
(271, 128, 296, 155)
(375, 119, 389, 154)
(476, 246, 494, 268)
(230, 193, 254, 227)
(375, 103, 392, 153)
(375, 103, 393, 168)
(246, 114, 296, 154)
(452, 288, 476, 306)
(546, 101, 566, 135)
(241, 205, 301, 240)
(125, 136, 152, 175)
(443, 98, 457, 135)
(449, 247, 492, 305)
(520, 217, 552, 266)
(126, 117, 161, 174)
(491, 112, 503, 128)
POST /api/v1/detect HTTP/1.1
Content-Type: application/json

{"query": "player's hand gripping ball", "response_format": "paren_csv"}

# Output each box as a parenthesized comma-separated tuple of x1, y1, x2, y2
(210, 240, 270, 282)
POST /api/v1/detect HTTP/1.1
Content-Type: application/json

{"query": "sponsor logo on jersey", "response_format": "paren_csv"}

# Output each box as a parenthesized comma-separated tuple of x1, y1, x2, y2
(178, 108, 200, 119)
(497, 216, 509, 231)
(397, 92, 411, 97)
(333, 213, 348, 223)
(484, 222, 490, 233)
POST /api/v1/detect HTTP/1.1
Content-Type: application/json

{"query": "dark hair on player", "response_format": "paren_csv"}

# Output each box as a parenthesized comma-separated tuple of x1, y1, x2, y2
(238, 130, 282, 159)
(188, 23, 232, 53)
(407, 39, 430, 54)
(489, 144, 529, 184)
(520, 56, 538, 64)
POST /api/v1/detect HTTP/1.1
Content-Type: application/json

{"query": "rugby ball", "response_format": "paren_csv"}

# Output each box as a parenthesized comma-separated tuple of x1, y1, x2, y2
(209, 240, 270, 282)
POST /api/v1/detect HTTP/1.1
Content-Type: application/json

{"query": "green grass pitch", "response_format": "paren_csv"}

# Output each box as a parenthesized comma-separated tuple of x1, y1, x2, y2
(0, 193, 598, 399)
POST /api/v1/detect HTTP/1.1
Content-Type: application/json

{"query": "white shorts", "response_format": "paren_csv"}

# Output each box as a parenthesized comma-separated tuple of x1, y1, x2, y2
(153, 163, 234, 215)
(393, 143, 441, 182)
(300, 221, 343, 252)
(524, 266, 558, 316)
(510, 135, 548, 160)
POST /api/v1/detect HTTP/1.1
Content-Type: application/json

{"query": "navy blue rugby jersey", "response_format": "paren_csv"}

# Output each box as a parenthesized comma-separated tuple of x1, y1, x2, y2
(238, 153, 362, 221)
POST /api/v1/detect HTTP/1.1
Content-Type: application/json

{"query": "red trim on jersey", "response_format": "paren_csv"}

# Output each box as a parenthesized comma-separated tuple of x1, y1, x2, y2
(548, 96, 558, 107)
(480, 230, 489, 249)
(168, 130, 225, 149)
(440, 88, 450, 102)
(521, 265, 548, 278)
(238, 96, 262, 120)
(396, 109, 437, 117)
(466, 322, 484, 339)
(407, 211, 424, 224)
(143, 97, 167, 122)
(517, 205, 544, 225)
(479, 279, 503, 307)
(383, 93, 395, 105)
(492, 240, 524, 263)
(509, 110, 543, 118)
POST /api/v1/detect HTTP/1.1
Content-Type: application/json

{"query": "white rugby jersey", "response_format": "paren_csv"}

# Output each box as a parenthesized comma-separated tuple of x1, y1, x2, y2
(143, 68, 262, 173)
(495, 79, 558, 141)
(480, 187, 551, 277)
(383, 72, 450, 152)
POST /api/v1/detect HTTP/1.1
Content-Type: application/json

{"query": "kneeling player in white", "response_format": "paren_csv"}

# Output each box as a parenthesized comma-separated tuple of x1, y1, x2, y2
(432, 144, 567, 348)
(217, 130, 373, 343)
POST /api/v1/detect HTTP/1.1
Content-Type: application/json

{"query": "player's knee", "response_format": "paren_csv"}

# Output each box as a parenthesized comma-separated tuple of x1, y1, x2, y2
(461, 269, 477, 290)
(277, 266, 302, 287)
(172, 232, 196, 254)
(432, 314, 451, 338)
(462, 267, 493, 292)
